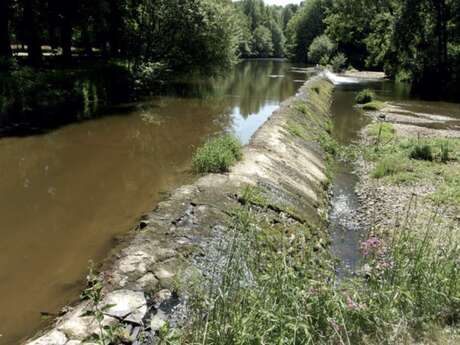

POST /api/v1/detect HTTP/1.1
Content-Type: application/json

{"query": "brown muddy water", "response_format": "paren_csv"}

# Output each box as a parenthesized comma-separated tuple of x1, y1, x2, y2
(0, 60, 310, 344)
(329, 76, 460, 277)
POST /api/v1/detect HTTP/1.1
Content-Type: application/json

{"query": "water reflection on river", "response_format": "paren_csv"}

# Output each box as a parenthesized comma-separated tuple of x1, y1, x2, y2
(0, 60, 308, 344)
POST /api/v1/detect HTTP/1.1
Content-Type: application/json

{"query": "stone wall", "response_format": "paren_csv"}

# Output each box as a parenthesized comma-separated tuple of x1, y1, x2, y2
(25, 76, 334, 345)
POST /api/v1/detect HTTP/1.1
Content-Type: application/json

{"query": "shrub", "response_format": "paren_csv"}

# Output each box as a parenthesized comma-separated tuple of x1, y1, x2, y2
(308, 34, 337, 64)
(132, 62, 167, 93)
(355, 89, 375, 104)
(409, 144, 433, 161)
(330, 53, 347, 72)
(192, 134, 242, 173)
(362, 101, 384, 111)
(440, 141, 450, 163)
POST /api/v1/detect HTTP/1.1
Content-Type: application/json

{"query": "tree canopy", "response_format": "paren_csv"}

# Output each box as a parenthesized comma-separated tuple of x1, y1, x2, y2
(285, 0, 460, 97)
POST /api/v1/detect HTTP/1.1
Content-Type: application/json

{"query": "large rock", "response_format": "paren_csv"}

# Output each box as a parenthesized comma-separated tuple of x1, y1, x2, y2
(57, 302, 117, 340)
(101, 290, 147, 324)
(28, 330, 67, 345)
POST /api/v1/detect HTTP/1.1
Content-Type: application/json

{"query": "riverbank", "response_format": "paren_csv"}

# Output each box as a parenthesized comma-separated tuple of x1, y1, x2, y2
(350, 101, 460, 343)
(0, 61, 168, 137)
(25, 76, 335, 345)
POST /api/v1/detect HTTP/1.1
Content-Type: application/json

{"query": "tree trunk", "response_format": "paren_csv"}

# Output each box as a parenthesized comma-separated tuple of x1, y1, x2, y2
(82, 26, 93, 57)
(23, 0, 42, 66)
(109, 0, 121, 57)
(432, 0, 448, 83)
(0, 0, 12, 59)
(61, 18, 72, 62)
(47, 0, 59, 50)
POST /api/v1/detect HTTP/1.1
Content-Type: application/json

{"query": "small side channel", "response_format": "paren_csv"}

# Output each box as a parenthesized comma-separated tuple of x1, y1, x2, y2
(328, 82, 371, 277)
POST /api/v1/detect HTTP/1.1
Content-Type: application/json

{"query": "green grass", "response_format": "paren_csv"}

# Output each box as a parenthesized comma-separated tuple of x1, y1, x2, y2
(356, 89, 376, 104)
(362, 129, 460, 206)
(362, 100, 385, 111)
(409, 143, 433, 161)
(180, 197, 460, 345)
(192, 134, 242, 173)
(367, 122, 396, 144)
(372, 154, 410, 178)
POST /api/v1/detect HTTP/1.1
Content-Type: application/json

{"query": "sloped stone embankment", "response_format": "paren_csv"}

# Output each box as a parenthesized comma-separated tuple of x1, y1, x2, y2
(26, 76, 334, 345)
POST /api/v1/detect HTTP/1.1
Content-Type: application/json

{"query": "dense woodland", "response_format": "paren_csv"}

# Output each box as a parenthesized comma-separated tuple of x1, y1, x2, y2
(0, 0, 459, 123)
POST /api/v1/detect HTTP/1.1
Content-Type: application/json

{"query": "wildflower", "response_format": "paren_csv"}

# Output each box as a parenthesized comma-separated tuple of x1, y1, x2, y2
(346, 295, 366, 310)
(361, 236, 382, 256)
(329, 318, 342, 333)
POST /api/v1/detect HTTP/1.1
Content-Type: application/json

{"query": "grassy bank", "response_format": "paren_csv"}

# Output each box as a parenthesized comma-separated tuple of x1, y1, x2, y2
(363, 122, 460, 206)
(171, 98, 460, 344)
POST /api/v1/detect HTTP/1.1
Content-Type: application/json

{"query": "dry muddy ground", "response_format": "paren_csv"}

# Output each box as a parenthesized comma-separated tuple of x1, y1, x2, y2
(25, 77, 334, 345)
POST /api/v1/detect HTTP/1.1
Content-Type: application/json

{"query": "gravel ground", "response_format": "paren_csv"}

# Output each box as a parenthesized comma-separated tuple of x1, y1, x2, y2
(353, 109, 460, 240)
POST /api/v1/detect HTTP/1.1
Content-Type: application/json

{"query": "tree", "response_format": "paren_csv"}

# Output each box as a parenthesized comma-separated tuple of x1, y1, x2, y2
(324, 0, 380, 68)
(252, 25, 274, 57)
(308, 34, 336, 64)
(285, 0, 326, 62)
(270, 20, 285, 57)
(152, 0, 240, 72)
(22, 0, 42, 66)
(0, 0, 12, 60)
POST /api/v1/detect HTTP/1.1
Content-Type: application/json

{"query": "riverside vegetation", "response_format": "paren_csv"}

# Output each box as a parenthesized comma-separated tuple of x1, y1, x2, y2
(192, 135, 243, 174)
(1, 0, 459, 133)
(21, 73, 460, 344)
(153, 87, 460, 344)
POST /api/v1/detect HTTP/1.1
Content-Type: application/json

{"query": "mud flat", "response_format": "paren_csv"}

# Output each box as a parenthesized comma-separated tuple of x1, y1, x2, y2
(25, 76, 335, 345)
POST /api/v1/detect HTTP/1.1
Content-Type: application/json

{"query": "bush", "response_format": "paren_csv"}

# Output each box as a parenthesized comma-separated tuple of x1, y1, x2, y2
(362, 101, 384, 111)
(132, 62, 167, 94)
(192, 134, 242, 173)
(409, 144, 433, 161)
(330, 53, 347, 72)
(440, 141, 450, 163)
(308, 34, 337, 64)
(355, 89, 375, 104)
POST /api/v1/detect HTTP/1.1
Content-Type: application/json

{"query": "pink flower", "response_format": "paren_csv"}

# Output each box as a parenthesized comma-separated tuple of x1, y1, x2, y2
(346, 296, 365, 310)
(361, 236, 382, 256)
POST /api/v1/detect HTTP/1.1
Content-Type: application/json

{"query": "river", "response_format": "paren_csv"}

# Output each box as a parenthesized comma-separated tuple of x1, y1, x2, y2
(0, 60, 310, 344)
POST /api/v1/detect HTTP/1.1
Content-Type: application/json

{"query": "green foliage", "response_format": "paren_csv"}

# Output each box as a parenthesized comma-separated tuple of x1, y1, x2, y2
(362, 101, 384, 111)
(0, 64, 132, 119)
(330, 53, 348, 73)
(251, 26, 274, 58)
(234, 0, 287, 58)
(131, 62, 167, 94)
(440, 141, 451, 163)
(192, 134, 242, 173)
(363, 129, 460, 206)
(355, 89, 375, 104)
(80, 264, 123, 345)
(372, 154, 409, 178)
(285, 0, 326, 62)
(184, 196, 460, 345)
(151, 0, 240, 73)
(432, 171, 460, 205)
(308, 35, 337, 64)
(239, 185, 268, 207)
(283, 0, 460, 94)
(367, 122, 395, 144)
(409, 144, 434, 161)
